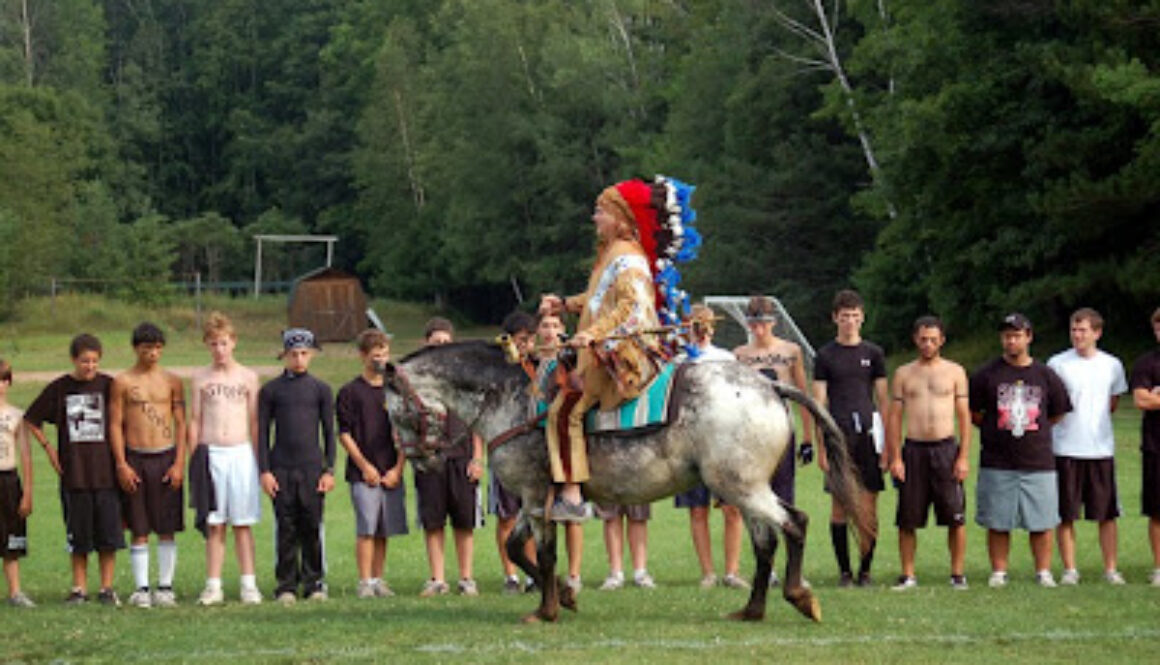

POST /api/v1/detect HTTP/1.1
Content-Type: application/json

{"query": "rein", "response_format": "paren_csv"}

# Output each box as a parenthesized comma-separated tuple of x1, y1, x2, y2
(390, 365, 449, 459)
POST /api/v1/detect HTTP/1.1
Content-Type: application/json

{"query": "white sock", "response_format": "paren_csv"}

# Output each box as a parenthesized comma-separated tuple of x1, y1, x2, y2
(506, 574, 519, 583)
(240, 574, 257, 591)
(633, 569, 648, 581)
(206, 577, 222, 592)
(130, 544, 150, 590)
(157, 541, 177, 588)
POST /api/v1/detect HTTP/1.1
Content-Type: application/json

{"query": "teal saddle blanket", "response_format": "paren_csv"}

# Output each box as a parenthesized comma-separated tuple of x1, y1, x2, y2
(535, 362, 679, 435)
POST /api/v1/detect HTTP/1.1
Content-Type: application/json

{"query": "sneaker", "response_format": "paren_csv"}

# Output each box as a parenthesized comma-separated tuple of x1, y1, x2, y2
(1104, 570, 1126, 586)
(699, 573, 719, 589)
(502, 576, 522, 595)
(633, 572, 656, 589)
(988, 571, 1008, 588)
(153, 587, 177, 608)
(357, 580, 377, 599)
(564, 576, 582, 593)
(457, 579, 479, 597)
(240, 587, 263, 605)
(550, 498, 592, 523)
(373, 580, 395, 598)
(856, 571, 873, 588)
(97, 588, 121, 607)
(523, 577, 538, 594)
(419, 579, 449, 597)
(599, 573, 625, 591)
(276, 591, 297, 606)
(722, 573, 751, 590)
(1035, 570, 1057, 588)
(1150, 569, 1160, 587)
(307, 588, 328, 602)
(1060, 569, 1080, 586)
(891, 575, 918, 591)
(838, 571, 855, 588)
(65, 589, 88, 605)
(128, 588, 153, 608)
(7, 592, 35, 608)
(950, 575, 969, 591)
(197, 586, 224, 606)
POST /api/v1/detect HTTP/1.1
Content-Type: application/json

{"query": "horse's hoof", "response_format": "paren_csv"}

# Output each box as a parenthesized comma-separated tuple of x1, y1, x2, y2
(520, 609, 558, 624)
(726, 608, 765, 622)
(787, 590, 822, 622)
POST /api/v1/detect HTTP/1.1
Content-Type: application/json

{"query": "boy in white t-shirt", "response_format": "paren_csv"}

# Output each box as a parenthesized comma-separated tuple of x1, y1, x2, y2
(0, 360, 34, 607)
(1048, 308, 1128, 585)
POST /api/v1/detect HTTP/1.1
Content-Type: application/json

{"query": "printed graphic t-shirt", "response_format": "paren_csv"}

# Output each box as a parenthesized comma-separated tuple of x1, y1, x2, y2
(24, 373, 116, 491)
(969, 358, 1072, 472)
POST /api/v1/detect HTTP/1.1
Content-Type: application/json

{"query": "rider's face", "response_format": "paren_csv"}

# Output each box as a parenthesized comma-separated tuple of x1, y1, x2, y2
(592, 204, 625, 243)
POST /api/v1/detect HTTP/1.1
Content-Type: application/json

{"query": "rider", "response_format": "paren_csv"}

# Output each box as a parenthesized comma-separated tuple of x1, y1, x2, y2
(540, 178, 676, 521)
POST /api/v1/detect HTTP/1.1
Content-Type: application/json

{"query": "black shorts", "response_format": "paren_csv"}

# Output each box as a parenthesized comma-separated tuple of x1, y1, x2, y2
(1144, 451, 1160, 518)
(826, 429, 885, 494)
(415, 457, 481, 531)
(65, 488, 126, 554)
(123, 448, 185, 537)
(895, 438, 966, 530)
(771, 432, 797, 504)
(0, 471, 28, 557)
(488, 475, 521, 521)
(1056, 456, 1120, 522)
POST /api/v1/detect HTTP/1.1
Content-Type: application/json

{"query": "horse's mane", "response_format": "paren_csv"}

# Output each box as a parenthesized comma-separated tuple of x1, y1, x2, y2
(400, 339, 527, 390)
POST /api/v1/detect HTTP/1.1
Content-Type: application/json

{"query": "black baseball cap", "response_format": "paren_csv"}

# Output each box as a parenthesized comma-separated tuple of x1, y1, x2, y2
(999, 312, 1032, 332)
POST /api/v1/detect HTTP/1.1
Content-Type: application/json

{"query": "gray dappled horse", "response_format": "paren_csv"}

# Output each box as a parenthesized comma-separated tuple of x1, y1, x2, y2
(383, 341, 871, 623)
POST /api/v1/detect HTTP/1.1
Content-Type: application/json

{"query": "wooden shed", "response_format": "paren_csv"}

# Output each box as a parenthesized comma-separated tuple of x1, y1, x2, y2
(287, 267, 368, 342)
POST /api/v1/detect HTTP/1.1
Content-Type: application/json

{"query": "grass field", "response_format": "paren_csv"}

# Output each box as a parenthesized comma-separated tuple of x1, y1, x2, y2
(0, 295, 1158, 664)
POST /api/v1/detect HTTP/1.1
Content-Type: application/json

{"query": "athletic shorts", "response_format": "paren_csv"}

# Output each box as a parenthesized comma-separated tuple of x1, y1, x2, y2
(488, 476, 522, 520)
(350, 482, 409, 538)
(772, 432, 797, 504)
(825, 429, 885, 494)
(414, 457, 482, 531)
(596, 503, 651, 522)
(206, 444, 262, 527)
(674, 484, 713, 509)
(895, 438, 966, 530)
(1056, 456, 1120, 522)
(123, 448, 185, 537)
(65, 488, 126, 553)
(975, 468, 1059, 532)
(0, 471, 28, 557)
(1144, 451, 1160, 518)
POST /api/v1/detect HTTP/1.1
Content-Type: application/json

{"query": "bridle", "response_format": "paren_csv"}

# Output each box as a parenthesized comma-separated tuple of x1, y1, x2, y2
(388, 365, 451, 461)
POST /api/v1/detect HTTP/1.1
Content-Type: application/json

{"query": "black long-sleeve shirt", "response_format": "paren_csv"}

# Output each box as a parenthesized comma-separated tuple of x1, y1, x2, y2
(257, 370, 335, 474)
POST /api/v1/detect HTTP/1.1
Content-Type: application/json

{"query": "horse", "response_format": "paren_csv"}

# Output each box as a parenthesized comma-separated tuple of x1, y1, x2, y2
(382, 340, 871, 624)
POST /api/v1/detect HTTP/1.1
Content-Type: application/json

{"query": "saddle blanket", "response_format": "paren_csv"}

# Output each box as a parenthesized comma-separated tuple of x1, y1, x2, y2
(534, 362, 679, 434)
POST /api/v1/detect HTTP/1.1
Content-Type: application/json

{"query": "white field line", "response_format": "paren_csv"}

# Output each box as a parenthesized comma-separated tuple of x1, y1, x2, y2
(109, 626, 1160, 662)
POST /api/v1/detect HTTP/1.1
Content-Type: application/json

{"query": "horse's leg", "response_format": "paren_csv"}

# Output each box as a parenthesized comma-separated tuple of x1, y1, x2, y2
(779, 499, 821, 622)
(727, 516, 775, 622)
(507, 514, 539, 585)
(521, 517, 561, 623)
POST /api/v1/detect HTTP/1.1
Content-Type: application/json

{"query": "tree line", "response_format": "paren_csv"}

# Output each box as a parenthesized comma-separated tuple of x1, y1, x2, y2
(1, 0, 1156, 347)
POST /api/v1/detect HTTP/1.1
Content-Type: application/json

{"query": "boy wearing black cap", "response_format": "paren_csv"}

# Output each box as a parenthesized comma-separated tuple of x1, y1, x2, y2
(258, 328, 336, 604)
(969, 313, 1072, 588)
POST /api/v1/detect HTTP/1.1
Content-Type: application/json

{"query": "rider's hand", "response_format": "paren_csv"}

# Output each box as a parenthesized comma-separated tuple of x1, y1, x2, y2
(539, 294, 564, 317)
(798, 441, 814, 466)
(571, 331, 594, 348)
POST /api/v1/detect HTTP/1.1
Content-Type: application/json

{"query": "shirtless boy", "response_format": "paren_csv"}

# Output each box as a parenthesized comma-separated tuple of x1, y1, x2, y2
(110, 323, 187, 608)
(188, 312, 263, 605)
(886, 316, 971, 590)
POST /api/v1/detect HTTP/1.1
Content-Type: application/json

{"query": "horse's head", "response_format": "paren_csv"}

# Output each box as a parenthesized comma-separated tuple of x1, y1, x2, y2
(381, 362, 451, 474)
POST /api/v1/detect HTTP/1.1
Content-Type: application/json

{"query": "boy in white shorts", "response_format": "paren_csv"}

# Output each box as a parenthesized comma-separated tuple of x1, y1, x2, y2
(188, 312, 263, 605)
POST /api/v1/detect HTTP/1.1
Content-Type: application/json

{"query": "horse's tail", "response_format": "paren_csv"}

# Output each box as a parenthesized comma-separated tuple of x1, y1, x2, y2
(770, 381, 875, 544)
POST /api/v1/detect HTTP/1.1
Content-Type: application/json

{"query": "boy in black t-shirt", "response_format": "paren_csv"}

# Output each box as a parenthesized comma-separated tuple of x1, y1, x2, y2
(1130, 307, 1160, 586)
(813, 290, 888, 587)
(336, 329, 408, 598)
(25, 334, 125, 606)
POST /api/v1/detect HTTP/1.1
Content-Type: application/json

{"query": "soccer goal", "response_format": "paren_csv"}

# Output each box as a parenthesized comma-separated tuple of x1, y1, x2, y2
(701, 295, 816, 373)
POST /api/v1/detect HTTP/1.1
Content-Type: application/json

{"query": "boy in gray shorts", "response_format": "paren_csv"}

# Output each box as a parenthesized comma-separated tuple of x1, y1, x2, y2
(337, 329, 408, 598)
